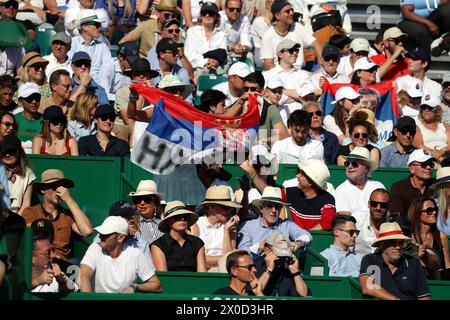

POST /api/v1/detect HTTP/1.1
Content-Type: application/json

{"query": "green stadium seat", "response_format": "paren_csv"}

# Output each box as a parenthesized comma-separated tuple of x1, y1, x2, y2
(35, 28, 55, 56)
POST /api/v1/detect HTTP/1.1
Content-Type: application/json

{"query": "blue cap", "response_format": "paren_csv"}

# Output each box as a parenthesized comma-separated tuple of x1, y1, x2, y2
(72, 51, 91, 63)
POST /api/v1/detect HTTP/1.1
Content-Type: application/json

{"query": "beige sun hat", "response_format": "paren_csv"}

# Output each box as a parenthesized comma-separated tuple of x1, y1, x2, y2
(430, 166, 450, 189)
(252, 186, 290, 207)
(201, 185, 242, 208)
(34, 169, 74, 191)
(344, 146, 378, 172)
(298, 160, 330, 192)
(158, 200, 198, 233)
(371, 222, 411, 247)
(128, 180, 165, 200)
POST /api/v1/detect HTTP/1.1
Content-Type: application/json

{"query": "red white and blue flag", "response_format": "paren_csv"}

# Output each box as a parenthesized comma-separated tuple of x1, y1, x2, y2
(131, 85, 260, 174)
(321, 80, 399, 142)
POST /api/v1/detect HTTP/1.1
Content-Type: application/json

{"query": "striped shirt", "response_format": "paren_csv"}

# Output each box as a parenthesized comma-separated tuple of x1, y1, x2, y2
(138, 216, 164, 245)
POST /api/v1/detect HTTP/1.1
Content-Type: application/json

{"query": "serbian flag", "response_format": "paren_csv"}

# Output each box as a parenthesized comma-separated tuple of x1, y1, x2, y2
(130, 85, 260, 175)
(321, 80, 399, 142)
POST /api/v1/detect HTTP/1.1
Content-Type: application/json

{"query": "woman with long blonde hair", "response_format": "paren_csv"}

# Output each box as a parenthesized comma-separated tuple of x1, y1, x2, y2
(68, 92, 99, 141)
(107, 0, 136, 35)
(431, 167, 450, 235)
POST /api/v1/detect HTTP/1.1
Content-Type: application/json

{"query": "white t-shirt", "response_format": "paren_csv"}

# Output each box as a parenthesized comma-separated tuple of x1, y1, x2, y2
(212, 81, 239, 107)
(81, 242, 155, 293)
(270, 137, 324, 171)
(355, 214, 377, 256)
(31, 277, 79, 293)
(335, 179, 386, 223)
(9, 166, 35, 213)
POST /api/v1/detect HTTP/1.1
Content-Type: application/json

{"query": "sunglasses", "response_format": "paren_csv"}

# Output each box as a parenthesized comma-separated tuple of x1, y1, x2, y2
(422, 207, 438, 215)
(411, 161, 435, 169)
(244, 86, 259, 92)
(347, 97, 360, 104)
(173, 214, 189, 221)
(283, 48, 300, 55)
(43, 183, 62, 191)
(309, 110, 323, 117)
(262, 203, 282, 210)
(164, 50, 178, 56)
(385, 240, 406, 248)
(324, 55, 339, 62)
(235, 264, 255, 271)
(398, 128, 416, 136)
(1, 121, 16, 129)
(344, 161, 360, 168)
(165, 86, 184, 94)
(50, 119, 66, 126)
(132, 196, 155, 204)
(98, 114, 116, 122)
(167, 28, 180, 34)
(32, 64, 46, 71)
(58, 83, 72, 90)
(163, 12, 177, 19)
(391, 37, 405, 45)
(201, 10, 216, 16)
(1, 2, 18, 9)
(420, 105, 436, 112)
(282, 8, 294, 13)
(338, 228, 360, 237)
(23, 93, 41, 103)
(74, 61, 91, 68)
(362, 67, 378, 74)
(227, 7, 241, 12)
(370, 200, 389, 209)
(353, 132, 368, 139)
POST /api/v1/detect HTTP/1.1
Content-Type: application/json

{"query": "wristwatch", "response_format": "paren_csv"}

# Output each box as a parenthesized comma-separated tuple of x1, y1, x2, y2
(131, 283, 140, 292)
(290, 271, 301, 278)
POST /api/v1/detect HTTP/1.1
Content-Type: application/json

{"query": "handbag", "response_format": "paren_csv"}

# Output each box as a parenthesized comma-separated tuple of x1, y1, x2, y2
(310, 10, 342, 32)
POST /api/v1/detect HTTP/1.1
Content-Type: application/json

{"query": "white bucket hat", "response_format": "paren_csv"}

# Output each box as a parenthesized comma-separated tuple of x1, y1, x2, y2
(128, 180, 165, 200)
(372, 222, 411, 247)
(298, 160, 330, 192)
(252, 186, 290, 206)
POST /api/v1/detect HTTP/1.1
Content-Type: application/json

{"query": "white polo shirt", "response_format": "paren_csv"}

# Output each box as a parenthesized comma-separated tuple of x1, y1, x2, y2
(43, 53, 73, 79)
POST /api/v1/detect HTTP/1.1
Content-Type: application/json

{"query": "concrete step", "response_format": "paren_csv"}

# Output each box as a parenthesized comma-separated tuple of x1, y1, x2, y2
(347, 0, 399, 6)
(349, 12, 399, 25)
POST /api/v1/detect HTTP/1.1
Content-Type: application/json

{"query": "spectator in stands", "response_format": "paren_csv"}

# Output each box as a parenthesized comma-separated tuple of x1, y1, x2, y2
(337, 38, 370, 82)
(195, 48, 230, 77)
(441, 74, 450, 124)
(32, 106, 78, 155)
(396, 47, 441, 97)
(18, 51, 51, 100)
(31, 232, 78, 293)
(146, 19, 194, 80)
(158, 75, 195, 101)
(214, 250, 263, 296)
(68, 9, 114, 84)
(237, 186, 312, 257)
(380, 116, 417, 168)
(97, 41, 136, 103)
(219, 0, 252, 60)
(198, 89, 227, 114)
(408, 196, 450, 279)
(185, 2, 227, 70)
(355, 189, 390, 256)
(182, 0, 218, 29)
(431, 166, 450, 234)
(359, 222, 431, 300)
(371, 27, 409, 81)
(0, 111, 18, 136)
(309, 45, 347, 91)
(329, 34, 351, 56)
(413, 95, 450, 163)
(69, 51, 109, 105)
(399, 0, 450, 49)
(397, 77, 423, 122)
(270, 109, 324, 169)
(119, 0, 178, 58)
(335, 146, 385, 222)
(65, 0, 109, 38)
(321, 215, 363, 277)
(0, 75, 19, 113)
(304, 102, 339, 165)
(43, 32, 73, 80)
(22, 169, 93, 260)
(263, 78, 295, 127)
(1, 134, 34, 214)
(16, 82, 43, 154)
(255, 232, 309, 296)
(150, 200, 207, 272)
(78, 104, 130, 158)
(212, 62, 251, 107)
(68, 92, 98, 141)
(336, 112, 381, 168)
(105, 0, 137, 34)
(260, 0, 322, 71)
(39, 70, 73, 115)
(389, 149, 435, 216)
(249, 0, 273, 69)
(191, 185, 241, 271)
(80, 216, 162, 293)
(350, 57, 380, 86)
(323, 86, 361, 144)
(129, 180, 165, 245)
(0, 0, 19, 20)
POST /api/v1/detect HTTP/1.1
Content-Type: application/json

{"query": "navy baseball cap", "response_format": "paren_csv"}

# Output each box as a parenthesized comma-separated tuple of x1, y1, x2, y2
(406, 47, 431, 61)
(72, 51, 91, 63)
(109, 201, 136, 217)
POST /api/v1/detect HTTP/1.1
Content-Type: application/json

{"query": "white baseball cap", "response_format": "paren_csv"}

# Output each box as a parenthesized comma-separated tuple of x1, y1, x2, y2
(266, 77, 284, 89)
(420, 94, 441, 109)
(442, 73, 450, 86)
(353, 57, 379, 72)
(297, 82, 316, 97)
(228, 62, 251, 78)
(350, 38, 370, 53)
(403, 77, 423, 98)
(95, 216, 129, 235)
(331, 86, 361, 104)
(407, 149, 435, 166)
(18, 82, 40, 98)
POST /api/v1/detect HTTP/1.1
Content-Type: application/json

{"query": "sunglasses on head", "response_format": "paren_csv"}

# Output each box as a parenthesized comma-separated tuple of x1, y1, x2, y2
(163, 12, 177, 19)
(32, 64, 46, 71)
(370, 200, 389, 209)
(344, 161, 360, 168)
(338, 228, 360, 237)
(235, 264, 255, 271)
(23, 93, 41, 103)
(283, 48, 299, 55)
(309, 110, 323, 117)
(353, 132, 368, 139)
(244, 86, 259, 92)
(324, 55, 339, 62)
(422, 207, 437, 215)
(420, 105, 435, 112)
(74, 61, 91, 68)
(99, 114, 116, 122)
(1, 120, 16, 129)
(227, 7, 241, 12)
(412, 161, 435, 169)
(132, 196, 155, 204)
(167, 28, 180, 34)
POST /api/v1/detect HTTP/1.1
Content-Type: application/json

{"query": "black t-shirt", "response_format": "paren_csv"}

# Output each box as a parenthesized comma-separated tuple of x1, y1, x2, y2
(214, 285, 255, 296)
(151, 233, 204, 272)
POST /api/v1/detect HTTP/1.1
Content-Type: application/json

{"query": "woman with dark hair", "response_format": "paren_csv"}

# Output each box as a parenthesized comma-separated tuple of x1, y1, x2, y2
(31, 106, 78, 155)
(1, 134, 35, 214)
(350, 57, 379, 86)
(0, 111, 18, 136)
(408, 196, 450, 279)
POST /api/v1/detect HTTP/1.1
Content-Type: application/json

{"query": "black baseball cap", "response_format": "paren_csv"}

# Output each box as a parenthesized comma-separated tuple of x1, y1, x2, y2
(406, 47, 431, 62)
(109, 201, 136, 217)
(396, 116, 416, 131)
(118, 41, 139, 64)
(203, 48, 227, 65)
(156, 38, 181, 55)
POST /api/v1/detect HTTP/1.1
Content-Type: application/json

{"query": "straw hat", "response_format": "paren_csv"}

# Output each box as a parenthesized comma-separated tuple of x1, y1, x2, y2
(430, 166, 450, 189)
(34, 169, 74, 191)
(252, 186, 290, 207)
(158, 74, 194, 100)
(22, 51, 49, 69)
(344, 146, 378, 172)
(371, 222, 411, 247)
(298, 160, 330, 192)
(128, 180, 165, 200)
(201, 186, 242, 208)
(158, 200, 198, 233)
